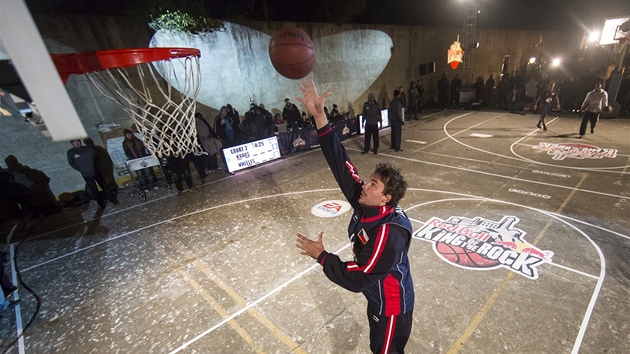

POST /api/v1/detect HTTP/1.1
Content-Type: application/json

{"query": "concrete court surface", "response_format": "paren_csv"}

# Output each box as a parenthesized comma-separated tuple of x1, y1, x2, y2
(1, 109, 629, 354)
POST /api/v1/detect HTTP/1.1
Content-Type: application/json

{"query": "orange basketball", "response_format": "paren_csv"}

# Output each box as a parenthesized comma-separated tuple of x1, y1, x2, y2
(269, 27, 316, 80)
(602, 105, 612, 114)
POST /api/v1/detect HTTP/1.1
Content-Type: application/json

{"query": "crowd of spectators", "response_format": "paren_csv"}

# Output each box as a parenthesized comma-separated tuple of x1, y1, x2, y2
(422, 69, 630, 116)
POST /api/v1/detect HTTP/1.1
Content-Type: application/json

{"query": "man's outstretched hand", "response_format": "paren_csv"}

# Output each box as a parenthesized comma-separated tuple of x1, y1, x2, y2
(296, 79, 331, 129)
(296, 231, 325, 260)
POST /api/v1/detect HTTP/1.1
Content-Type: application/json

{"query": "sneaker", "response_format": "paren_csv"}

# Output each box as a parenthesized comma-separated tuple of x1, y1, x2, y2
(361, 151, 368, 154)
(7, 299, 20, 309)
(579, 135, 584, 139)
(590, 127, 594, 134)
(536, 123, 541, 129)
(543, 127, 548, 132)
(112, 199, 119, 205)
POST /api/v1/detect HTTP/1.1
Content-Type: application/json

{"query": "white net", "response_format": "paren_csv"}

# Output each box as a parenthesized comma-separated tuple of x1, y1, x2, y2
(86, 55, 204, 158)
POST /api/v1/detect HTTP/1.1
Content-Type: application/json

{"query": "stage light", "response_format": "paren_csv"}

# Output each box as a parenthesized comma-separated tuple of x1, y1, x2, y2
(529, 57, 536, 64)
(587, 31, 600, 43)
(551, 58, 561, 67)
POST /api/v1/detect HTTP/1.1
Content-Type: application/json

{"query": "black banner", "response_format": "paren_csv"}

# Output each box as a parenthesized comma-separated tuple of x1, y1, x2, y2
(276, 118, 358, 155)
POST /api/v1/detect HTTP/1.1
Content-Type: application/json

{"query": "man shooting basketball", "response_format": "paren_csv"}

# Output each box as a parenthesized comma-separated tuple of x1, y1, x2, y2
(295, 79, 415, 353)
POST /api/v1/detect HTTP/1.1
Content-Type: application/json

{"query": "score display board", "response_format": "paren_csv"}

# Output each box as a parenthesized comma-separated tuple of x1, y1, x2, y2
(223, 136, 282, 173)
(358, 109, 390, 134)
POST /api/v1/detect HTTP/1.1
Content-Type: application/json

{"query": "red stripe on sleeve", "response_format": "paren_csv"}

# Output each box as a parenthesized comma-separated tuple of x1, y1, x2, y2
(364, 224, 389, 274)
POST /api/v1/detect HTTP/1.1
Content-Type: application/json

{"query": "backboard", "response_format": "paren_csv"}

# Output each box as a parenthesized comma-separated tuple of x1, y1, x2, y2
(599, 17, 630, 45)
(0, 0, 87, 141)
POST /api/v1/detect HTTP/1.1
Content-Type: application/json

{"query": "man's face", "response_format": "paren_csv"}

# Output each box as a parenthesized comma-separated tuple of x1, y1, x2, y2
(125, 133, 133, 139)
(71, 140, 81, 148)
(285, 100, 291, 107)
(359, 174, 391, 207)
(595, 83, 602, 92)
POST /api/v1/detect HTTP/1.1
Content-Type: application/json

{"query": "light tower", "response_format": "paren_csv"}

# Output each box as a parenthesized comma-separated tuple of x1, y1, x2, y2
(461, 1, 479, 85)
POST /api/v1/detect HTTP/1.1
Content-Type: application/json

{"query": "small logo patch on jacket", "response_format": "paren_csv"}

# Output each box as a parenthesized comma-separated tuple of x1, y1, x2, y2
(357, 228, 369, 245)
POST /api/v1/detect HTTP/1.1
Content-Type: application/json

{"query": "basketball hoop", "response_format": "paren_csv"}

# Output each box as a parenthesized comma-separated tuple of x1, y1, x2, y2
(52, 47, 203, 158)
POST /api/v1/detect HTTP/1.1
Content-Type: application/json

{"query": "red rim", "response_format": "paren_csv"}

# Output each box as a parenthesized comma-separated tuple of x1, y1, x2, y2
(52, 47, 200, 83)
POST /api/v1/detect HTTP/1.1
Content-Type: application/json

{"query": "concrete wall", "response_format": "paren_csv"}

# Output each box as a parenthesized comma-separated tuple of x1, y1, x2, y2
(0, 15, 582, 196)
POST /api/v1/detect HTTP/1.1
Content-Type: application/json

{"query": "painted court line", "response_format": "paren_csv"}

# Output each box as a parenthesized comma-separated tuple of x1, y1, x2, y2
(168, 242, 352, 353)
(21, 189, 339, 272)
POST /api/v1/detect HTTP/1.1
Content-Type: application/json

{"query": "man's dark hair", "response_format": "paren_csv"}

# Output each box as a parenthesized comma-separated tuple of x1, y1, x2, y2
(394, 90, 400, 97)
(372, 162, 407, 207)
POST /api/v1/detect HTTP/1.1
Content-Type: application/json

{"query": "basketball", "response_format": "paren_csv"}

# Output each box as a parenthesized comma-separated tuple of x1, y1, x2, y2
(603, 105, 613, 114)
(436, 242, 499, 268)
(269, 27, 316, 80)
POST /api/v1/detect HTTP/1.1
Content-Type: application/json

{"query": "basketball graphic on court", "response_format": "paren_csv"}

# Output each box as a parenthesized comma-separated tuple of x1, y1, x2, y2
(436, 242, 499, 268)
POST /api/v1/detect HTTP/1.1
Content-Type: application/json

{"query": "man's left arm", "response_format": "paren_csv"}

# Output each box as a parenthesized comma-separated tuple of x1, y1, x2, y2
(319, 223, 408, 293)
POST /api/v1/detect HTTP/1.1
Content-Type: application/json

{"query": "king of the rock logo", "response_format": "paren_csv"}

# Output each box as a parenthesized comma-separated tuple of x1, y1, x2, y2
(533, 142, 617, 160)
(413, 216, 553, 279)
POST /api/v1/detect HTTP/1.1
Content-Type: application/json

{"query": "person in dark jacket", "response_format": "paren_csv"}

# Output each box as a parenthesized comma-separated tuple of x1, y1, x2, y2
(361, 93, 382, 154)
(296, 79, 414, 354)
(389, 89, 404, 152)
(68, 139, 118, 208)
(437, 73, 450, 110)
(214, 108, 238, 148)
(84, 138, 118, 195)
(282, 98, 302, 131)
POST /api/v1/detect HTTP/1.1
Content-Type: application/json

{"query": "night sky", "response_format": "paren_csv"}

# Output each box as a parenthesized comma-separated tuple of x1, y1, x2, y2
(24, 0, 630, 33)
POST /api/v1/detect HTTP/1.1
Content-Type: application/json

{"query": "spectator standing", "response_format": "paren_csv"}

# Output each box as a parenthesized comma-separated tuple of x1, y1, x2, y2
(361, 93, 382, 154)
(474, 76, 484, 103)
(408, 82, 419, 120)
(68, 139, 118, 208)
(535, 81, 560, 132)
(497, 74, 510, 110)
(194, 112, 220, 173)
(84, 138, 119, 196)
(389, 89, 404, 152)
(283, 98, 302, 131)
(483, 74, 495, 107)
(214, 106, 238, 149)
(450, 74, 462, 108)
(417, 80, 425, 113)
(398, 85, 407, 121)
(579, 82, 608, 138)
(437, 73, 450, 111)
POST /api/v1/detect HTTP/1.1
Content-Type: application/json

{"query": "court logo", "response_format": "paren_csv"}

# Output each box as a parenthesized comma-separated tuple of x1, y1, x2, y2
(533, 142, 617, 160)
(413, 215, 553, 279)
(311, 200, 351, 218)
